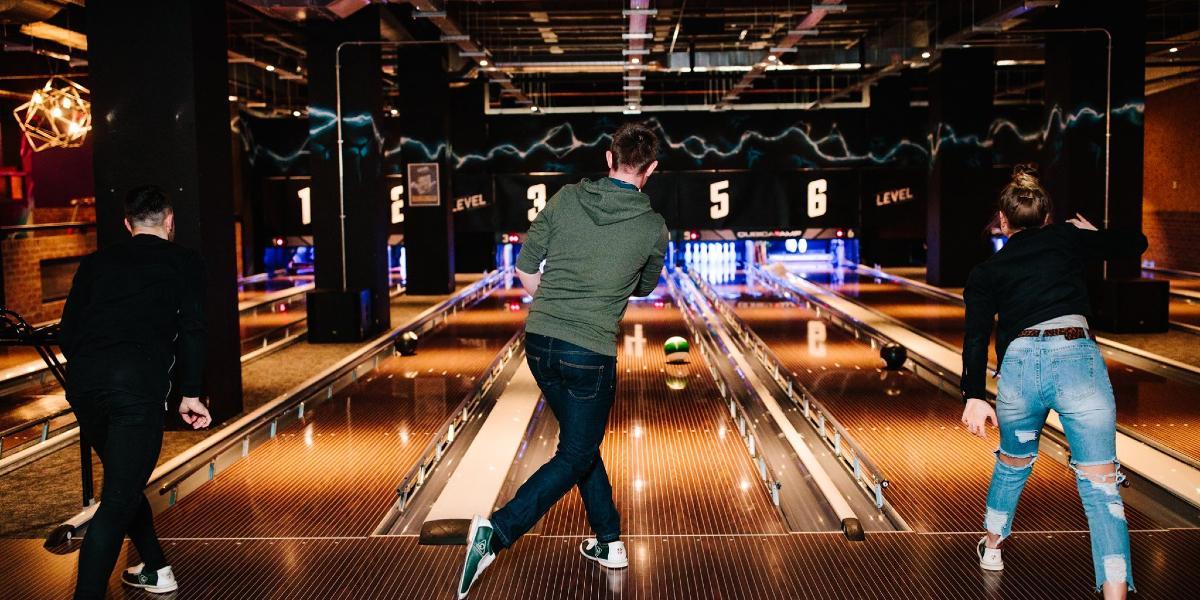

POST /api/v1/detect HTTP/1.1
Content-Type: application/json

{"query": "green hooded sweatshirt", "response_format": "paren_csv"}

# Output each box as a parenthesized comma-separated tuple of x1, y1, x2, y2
(516, 177, 669, 356)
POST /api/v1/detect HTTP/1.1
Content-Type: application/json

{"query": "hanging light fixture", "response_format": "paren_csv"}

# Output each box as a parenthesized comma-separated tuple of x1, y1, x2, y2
(12, 77, 92, 152)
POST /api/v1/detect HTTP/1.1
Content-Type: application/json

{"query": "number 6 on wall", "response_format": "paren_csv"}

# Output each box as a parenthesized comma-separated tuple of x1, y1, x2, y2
(527, 183, 547, 222)
(709, 180, 729, 220)
(807, 178, 828, 218)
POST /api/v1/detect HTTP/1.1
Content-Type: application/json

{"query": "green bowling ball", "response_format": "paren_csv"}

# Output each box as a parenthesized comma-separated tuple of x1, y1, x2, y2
(664, 336, 690, 364)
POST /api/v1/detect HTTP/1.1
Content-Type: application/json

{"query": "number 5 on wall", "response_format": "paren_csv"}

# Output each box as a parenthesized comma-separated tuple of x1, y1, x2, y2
(709, 180, 729, 220)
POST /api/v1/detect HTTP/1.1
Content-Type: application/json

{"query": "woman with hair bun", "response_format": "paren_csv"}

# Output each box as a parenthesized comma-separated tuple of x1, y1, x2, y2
(959, 165, 1147, 599)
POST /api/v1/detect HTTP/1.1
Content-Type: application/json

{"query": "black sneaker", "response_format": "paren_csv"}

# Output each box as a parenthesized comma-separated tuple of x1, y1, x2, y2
(121, 563, 179, 593)
(579, 538, 628, 569)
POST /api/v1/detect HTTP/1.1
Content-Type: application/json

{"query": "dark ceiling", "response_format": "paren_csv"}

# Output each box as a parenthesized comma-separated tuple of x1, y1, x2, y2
(0, 1, 1197, 117)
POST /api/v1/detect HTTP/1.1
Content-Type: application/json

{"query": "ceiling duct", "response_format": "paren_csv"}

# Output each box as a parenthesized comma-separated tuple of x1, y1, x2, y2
(0, 0, 70, 24)
(236, 0, 373, 22)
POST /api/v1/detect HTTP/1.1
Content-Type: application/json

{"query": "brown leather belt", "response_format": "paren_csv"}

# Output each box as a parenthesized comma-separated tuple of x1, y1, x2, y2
(1016, 327, 1095, 341)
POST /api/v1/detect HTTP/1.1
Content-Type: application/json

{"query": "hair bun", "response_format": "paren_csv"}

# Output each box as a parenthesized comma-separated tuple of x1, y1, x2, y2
(1011, 163, 1040, 188)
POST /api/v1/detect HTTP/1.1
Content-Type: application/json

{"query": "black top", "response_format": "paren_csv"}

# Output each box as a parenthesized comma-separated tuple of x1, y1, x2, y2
(60, 234, 206, 401)
(960, 223, 1147, 401)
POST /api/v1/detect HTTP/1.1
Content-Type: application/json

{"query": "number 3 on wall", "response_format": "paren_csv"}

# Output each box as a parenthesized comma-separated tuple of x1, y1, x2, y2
(709, 180, 729, 220)
(527, 183, 547, 222)
(807, 178, 828, 218)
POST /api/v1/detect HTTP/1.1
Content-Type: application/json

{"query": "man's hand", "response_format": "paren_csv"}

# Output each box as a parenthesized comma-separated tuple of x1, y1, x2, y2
(1066, 212, 1098, 231)
(179, 396, 212, 429)
(961, 398, 997, 439)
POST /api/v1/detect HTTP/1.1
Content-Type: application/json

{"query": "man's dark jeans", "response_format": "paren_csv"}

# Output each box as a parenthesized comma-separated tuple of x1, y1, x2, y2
(490, 333, 619, 549)
(68, 390, 168, 600)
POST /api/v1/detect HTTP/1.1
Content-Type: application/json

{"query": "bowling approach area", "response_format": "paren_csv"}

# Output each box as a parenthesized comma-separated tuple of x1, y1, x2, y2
(2, 1, 1200, 598)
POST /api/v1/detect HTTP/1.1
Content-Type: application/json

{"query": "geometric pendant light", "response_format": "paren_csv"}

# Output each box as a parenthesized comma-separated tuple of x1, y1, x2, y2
(12, 76, 92, 152)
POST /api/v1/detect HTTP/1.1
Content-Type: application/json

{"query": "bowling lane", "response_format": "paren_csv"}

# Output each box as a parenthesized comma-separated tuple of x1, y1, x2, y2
(796, 265, 1200, 464)
(528, 287, 792, 538)
(236, 273, 312, 303)
(0, 347, 44, 376)
(714, 273, 1162, 532)
(237, 292, 309, 354)
(154, 285, 528, 539)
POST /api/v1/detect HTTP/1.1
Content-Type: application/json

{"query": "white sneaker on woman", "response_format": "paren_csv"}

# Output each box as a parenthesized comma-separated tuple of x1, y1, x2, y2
(977, 537, 1003, 571)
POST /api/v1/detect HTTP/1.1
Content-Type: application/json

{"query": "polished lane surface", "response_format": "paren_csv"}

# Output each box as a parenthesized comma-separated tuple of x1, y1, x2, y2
(714, 273, 1162, 533)
(798, 265, 1200, 463)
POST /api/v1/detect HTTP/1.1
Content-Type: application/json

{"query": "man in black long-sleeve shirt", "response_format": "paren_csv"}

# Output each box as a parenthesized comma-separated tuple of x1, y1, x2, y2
(60, 185, 211, 599)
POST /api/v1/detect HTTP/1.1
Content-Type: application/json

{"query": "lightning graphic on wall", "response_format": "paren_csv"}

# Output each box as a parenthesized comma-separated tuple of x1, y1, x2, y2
(238, 101, 1143, 173)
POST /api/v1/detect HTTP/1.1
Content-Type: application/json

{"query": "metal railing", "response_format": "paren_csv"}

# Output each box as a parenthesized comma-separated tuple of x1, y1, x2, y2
(666, 273, 787, 509)
(390, 332, 524, 516)
(689, 269, 894, 511)
(0, 222, 95, 239)
(0, 404, 73, 460)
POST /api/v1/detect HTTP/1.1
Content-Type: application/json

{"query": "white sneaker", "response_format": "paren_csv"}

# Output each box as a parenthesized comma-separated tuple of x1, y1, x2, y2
(579, 538, 629, 569)
(121, 563, 178, 593)
(977, 537, 1003, 571)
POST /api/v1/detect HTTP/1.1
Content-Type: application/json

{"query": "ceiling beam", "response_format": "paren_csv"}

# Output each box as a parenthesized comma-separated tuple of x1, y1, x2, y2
(403, 0, 533, 107)
(713, 0, 844, 110)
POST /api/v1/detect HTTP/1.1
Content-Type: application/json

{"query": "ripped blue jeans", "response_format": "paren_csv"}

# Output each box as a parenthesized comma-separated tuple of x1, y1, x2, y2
(984, 335, 1134, 592)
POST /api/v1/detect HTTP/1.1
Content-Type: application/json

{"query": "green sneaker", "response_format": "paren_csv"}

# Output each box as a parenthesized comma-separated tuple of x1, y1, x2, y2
(121, 563, 178, 594)
(458, 515, 496, 598)
(579, 538, 628, 569)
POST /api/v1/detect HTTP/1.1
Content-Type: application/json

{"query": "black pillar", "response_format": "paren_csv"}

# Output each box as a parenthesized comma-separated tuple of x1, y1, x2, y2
(398, 45, 455, 295)
(87, 0, 242, 422)
(305, 7, 391, 341)
(1041, 0, 1163, 331)
(926, 48, 996, 287)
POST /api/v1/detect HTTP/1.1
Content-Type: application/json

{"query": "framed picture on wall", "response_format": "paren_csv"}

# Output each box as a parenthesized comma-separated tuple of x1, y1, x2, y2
(407, 162, 441, 207)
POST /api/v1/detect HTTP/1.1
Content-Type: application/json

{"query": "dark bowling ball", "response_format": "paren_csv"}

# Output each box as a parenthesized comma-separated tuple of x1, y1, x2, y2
(396, 331, 419, 356)
(880, 343, 906, 370)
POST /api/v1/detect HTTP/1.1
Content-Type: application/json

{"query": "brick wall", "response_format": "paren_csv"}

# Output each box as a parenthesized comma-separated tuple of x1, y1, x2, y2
(1, 232, 96, 323)
(1144, 81, 1200, 271)
(32, 205, 95, 224)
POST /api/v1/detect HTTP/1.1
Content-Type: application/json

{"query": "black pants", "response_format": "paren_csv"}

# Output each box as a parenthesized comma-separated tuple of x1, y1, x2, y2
(67, 390, 168, 600)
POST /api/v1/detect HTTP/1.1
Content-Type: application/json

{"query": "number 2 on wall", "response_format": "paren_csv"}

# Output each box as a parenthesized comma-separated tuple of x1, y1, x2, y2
(390, 185, 405, 224)
(709, 180, 729, 220)
(807, 178, 828, 218)
(527, 183, 547, 222)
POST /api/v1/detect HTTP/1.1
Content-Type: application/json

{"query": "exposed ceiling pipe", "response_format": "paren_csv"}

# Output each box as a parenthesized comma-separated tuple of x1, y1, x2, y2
(809, 1, 1058, 109)
(713, 0, 845, 110)
(622, 0, 652, 113)
(0, 0, 68, 24)
(404, 0, 532, 108)
(228, 49, 308, 83)
(236, 0, 371, 22)
(19, 21, 86, 50)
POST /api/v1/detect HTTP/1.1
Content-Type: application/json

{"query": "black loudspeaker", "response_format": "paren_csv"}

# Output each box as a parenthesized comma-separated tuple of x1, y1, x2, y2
(306, 289, 371, 343)
(1088, 278, 1169, 333)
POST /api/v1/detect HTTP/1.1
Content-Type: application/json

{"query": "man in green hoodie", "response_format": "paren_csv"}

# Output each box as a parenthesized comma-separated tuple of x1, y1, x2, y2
(458, 123, 668, 597)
